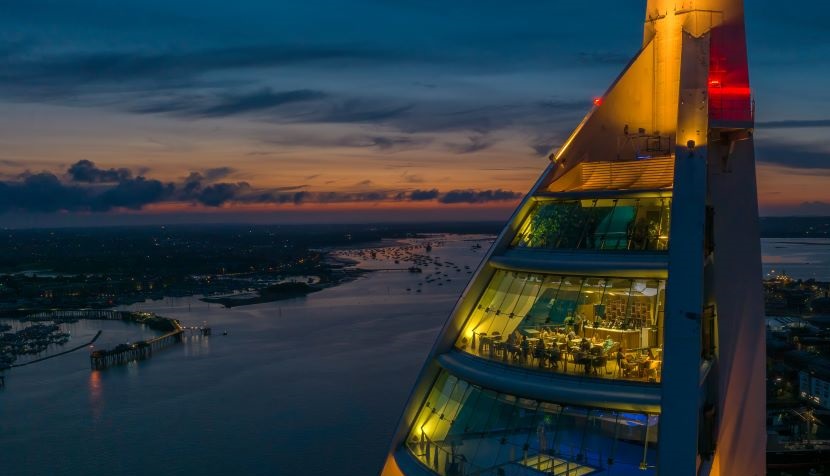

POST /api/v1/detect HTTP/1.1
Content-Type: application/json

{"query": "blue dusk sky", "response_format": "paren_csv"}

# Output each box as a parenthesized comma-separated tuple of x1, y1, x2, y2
(0, 0, 828, 227)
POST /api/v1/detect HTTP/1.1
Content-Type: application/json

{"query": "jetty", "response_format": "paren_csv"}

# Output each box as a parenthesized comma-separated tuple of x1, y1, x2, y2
(87, 311, 185, 370)
(0, 309, 193, 371)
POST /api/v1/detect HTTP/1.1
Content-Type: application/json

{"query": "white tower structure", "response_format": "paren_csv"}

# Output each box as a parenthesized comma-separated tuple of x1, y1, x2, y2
(381, 0, 764, 475)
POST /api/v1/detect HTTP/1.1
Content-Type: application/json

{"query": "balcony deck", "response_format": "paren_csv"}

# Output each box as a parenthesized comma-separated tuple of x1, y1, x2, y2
(436, 350, 661, 413)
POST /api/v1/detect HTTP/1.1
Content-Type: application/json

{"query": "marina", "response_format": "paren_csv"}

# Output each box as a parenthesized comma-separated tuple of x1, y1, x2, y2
(0, 236, 826, 475)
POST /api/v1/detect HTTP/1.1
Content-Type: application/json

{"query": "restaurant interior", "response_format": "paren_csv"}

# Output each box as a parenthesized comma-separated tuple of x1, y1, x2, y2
(454, 271, 666, 383)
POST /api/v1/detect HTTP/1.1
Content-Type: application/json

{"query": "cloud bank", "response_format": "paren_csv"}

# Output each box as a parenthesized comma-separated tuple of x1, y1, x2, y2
(0, 161, 522, 213)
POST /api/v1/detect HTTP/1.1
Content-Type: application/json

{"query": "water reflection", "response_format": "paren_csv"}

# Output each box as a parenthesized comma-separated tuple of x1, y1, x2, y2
(88, 370, 103, 422)
(184, 334, 212, 357)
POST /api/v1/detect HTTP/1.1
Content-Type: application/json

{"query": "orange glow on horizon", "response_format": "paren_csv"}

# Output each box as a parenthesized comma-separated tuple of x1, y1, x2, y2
(129, 199, 524, 215)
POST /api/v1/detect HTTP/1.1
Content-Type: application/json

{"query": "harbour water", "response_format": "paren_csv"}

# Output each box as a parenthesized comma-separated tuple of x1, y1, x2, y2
(762, 238, 830, 281)
(0, 235, 492, 476)
(0, 235, 828, 475)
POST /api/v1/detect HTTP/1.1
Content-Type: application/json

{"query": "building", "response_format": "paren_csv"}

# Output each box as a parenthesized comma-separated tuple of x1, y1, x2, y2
(800, 367, 830, 410)
(381, 1, 764, 475)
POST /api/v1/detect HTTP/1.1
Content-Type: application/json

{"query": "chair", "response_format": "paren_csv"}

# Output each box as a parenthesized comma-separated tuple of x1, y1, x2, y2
(574, 351, 589, 374)
(547, 348, 561, 369)
(507, 343, 521, 362)
(533, 345, 547, 368)
(478, 332, 489, 353)
(493, 341, 505, 360)
(592, 355, 607, 375)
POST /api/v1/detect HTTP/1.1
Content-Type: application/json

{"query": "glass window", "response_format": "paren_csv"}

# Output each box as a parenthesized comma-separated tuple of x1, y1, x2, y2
(513, 197, 671, 252)
(406, 371, 659, 475)
(456, 271, 665, 383)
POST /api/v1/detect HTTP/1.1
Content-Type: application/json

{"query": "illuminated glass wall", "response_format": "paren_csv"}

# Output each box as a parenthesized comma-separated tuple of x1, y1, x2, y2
(406, 371, 658, 475)
(455, 271, 665, 382)
(513, 197, 671, 251)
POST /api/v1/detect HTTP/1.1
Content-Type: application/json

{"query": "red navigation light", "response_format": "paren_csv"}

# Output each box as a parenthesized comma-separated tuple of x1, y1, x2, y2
(709, 79, 722, 88)
(593, 97, 603, 107)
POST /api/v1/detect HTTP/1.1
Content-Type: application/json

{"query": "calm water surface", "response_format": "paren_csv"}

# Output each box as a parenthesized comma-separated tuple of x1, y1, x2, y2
(0, 235, 491, 476)
(1, 235, 827, 476)
(762, 238, 830, 281)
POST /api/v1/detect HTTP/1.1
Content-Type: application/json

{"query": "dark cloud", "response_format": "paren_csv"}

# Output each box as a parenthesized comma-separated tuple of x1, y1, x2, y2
(0, 172, 172, 212)
(531, 143, 556, 157)
(338, 135, 427, 151)
(756, 141, 830, 170)
(67, 159, 132, 183)
(446, 134, 495, 154)
(133, 89, 327, 118)
(92, 177, 173, 211)
(0, 161, 523, 212)
(363, 136, 422, 151)
(130, 96, 203, 115)
(756, 119, 830, 129)
(203, 167, 236, 181)
(306, 100, 415, 124)
(409, 189, 439, 201)
(128, 89, 587, 138)
(439, 189, 523, 204)
(201, 89, 325, 117)
(0, 45, 396, 89)
(0, 173, 87, 213)
(196, 182, 251, 207)
(260, 132, 431, 152)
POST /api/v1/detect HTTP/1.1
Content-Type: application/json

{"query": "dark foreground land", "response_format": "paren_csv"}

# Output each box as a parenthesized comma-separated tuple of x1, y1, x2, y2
(0, 222, 503, 309)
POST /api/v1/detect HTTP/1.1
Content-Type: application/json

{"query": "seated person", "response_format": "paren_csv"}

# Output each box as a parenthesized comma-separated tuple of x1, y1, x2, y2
(520, 335, 530, 362)
(548, 346, 561, 368)
(579, 337, 591, 351)
(533, 341, 548, 367)
(602, 336, 615, 352)
(616, 348, 638, 377)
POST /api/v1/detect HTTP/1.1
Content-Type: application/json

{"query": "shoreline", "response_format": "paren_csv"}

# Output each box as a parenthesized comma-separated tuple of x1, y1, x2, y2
(9, 330, 102, 369)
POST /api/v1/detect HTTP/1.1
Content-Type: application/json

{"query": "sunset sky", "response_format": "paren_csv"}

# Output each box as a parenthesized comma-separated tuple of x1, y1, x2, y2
(1, 0, 828, 227)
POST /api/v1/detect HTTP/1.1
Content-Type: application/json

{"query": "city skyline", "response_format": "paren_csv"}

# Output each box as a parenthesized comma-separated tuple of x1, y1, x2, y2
(1, 0, 828, 227)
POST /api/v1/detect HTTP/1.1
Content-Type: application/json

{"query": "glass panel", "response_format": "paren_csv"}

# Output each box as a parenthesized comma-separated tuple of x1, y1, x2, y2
(456, 272, 666, 383)
(513, 197, 672, 252)
(406, 371, 659, 475)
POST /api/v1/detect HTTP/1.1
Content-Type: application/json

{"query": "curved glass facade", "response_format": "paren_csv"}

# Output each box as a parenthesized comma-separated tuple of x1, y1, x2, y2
(406, 371, 658, 475)
(513, 197, 671, 252)
(454, 271, 665, 383)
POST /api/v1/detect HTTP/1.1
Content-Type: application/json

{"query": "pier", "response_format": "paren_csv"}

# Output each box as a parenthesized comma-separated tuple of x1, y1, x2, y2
(88, 312, 185, 370)
(0, 309, 193, 371)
